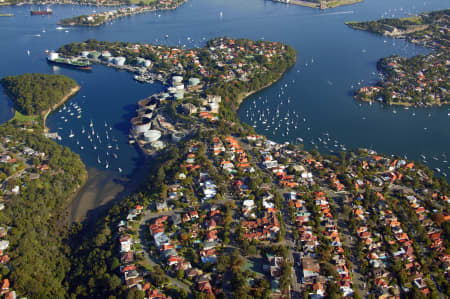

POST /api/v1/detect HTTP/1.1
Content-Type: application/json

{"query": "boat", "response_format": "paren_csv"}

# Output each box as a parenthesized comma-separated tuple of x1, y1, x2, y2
(69, 130, 74, 138)
(118, 168, 123, 173)
(30, 7, 52, 16)
(97, 156, 101, 164)
(47, 52, 91, 71)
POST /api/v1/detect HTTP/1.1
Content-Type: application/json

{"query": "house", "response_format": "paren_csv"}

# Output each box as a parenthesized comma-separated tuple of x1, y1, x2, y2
(189, 211, 199, 219)
(0, 227, 7, 238)
(0, 241, 9, 251)
(154, 232, 169, 248)
(1, 279, 9, 295)
(198, 280, 213, 295)
(120, 236, 132, 253)
(121, 251, 134, 264)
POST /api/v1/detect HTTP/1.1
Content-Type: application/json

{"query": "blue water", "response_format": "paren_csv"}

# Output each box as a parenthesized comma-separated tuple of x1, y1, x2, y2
(0, 0, 449, 178)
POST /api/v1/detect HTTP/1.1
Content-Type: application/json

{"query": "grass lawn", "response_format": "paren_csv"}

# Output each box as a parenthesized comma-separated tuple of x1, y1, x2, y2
(11, 111, 38, 123)
(242, 257, 265, 276)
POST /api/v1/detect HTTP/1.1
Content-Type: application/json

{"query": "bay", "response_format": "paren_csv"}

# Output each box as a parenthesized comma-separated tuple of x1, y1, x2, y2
(0, 0, 448, 221)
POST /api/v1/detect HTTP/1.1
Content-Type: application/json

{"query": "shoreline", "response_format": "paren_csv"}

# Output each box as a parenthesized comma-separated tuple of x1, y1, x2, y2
(356, 96, 450, 107)
(5, 2, 129, 7)
(43, 85, 80, 132)
(58, 0, 188, 27)
(271, 0, 363, 9)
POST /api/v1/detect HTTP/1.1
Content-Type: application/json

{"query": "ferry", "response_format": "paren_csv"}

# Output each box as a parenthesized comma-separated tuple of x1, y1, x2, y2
(30, 7, 52, 16)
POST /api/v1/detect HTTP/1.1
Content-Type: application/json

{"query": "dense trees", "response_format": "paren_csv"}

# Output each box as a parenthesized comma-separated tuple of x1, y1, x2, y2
(0, 124, 86, 297)
(1, 73, 78, 115)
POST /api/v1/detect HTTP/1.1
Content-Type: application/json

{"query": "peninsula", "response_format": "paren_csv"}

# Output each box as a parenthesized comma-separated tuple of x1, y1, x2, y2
(347, 9, 449, 107)
(1, 73, 80, 129)
(271, 0, 363, 9)
(59, 0, 189, 27)
(0, 73, 86, 297)
(57, 37, 296, 154)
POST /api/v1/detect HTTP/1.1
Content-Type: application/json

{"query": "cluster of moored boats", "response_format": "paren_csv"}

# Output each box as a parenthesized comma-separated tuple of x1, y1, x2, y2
(55, 99, 123, 174)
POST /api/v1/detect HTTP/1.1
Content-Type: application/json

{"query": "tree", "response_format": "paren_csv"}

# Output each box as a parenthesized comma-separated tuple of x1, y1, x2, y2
(126, 288, 145, 299)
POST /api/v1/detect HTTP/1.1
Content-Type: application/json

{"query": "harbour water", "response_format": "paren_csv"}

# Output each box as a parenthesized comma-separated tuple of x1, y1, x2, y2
(0, 0, 449, 211)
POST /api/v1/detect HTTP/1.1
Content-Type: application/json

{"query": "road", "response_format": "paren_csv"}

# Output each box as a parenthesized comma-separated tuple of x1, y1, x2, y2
(333, 195, 368, 298)
(137, 210, 192, 295)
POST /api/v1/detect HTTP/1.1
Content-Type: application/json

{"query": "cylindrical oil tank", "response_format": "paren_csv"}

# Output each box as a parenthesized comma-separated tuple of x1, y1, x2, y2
(143, 130, 161, 142)
(131, 116, 151, 134)
(172, 76, 183, 83)
(172, 131, 186, 142)
(151, 140, 165, 150)
(188, 78, 200, 86)
(138, 108, 153, 119)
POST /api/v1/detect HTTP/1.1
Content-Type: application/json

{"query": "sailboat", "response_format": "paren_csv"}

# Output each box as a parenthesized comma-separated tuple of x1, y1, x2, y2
(69, 130, 74, 138)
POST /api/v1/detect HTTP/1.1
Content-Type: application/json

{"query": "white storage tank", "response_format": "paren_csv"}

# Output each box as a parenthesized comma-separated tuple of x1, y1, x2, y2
(48, 52, 59, 60)
(143, 59, 151, 67)
(172, 131, 186, 142)
(101, 51, 112, 59)
(131, 116, 151, 134)
(172, 76, 183, 83)
(188, 77, 200, 86)
(143, 130, 161, 142)
(114, 56, 126, 66)
(138, 108, 153, 119)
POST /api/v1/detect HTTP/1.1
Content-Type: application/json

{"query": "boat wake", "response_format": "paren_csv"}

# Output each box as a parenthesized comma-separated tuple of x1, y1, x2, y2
(317, 10, 354, 16)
